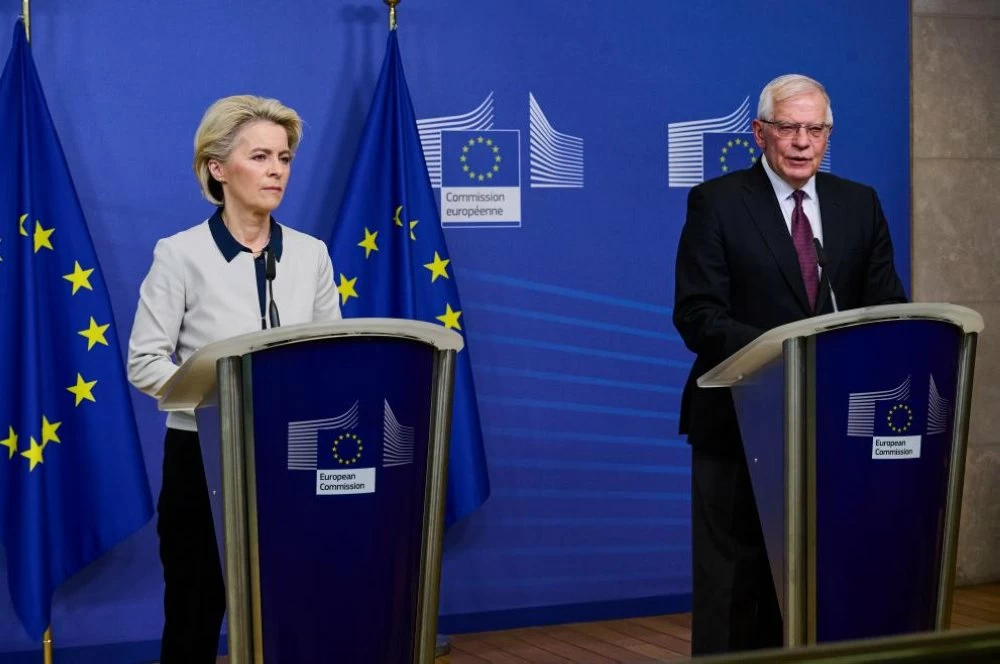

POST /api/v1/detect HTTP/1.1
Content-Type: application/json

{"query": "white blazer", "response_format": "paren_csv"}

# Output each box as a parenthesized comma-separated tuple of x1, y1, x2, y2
(128, 214, 341, 431)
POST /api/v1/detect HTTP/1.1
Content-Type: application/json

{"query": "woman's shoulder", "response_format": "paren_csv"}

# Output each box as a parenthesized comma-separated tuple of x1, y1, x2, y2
(149, 219, 214, 266)
(278, 223, 329, 255)
(159, 219, 213, 245)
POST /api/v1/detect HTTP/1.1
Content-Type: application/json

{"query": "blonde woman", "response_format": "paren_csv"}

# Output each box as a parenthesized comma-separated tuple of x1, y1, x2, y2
(128, 95, 340, 662)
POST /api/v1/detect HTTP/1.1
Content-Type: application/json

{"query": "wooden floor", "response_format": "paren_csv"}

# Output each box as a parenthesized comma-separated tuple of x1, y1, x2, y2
(435, 583, 1000, 663)
(211, 584, 1000, 663)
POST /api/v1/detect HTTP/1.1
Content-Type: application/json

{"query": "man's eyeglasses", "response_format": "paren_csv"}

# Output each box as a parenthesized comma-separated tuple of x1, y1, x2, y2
(760, 120, 831, 140)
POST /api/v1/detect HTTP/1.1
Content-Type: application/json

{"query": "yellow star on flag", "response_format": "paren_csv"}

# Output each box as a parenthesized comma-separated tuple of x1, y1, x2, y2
(436, 303, 462, 331)
(68, 372, 98, 406)
(0, 426, 17, 460)
(423, 252, 451, 282)
(63, 261, 95, 295)
(393, 205, 404, 227)
(33, 221, 54, 253)
(79, 316, 110, 350)
(21, 437, 45, 471)
(408, 220, 418, 241)
(41, 416, 62, 445)
(336, 274, 359, 305)
(18, 213, 28, 236)
(358, 228, 379, 258)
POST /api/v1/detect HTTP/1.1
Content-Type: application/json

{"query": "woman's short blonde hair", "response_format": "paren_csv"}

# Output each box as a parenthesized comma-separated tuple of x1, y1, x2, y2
(193, 95, 303, 205)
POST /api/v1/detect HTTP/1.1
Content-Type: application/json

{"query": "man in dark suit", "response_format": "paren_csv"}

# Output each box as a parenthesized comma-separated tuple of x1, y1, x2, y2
(673, 74, 907, 655)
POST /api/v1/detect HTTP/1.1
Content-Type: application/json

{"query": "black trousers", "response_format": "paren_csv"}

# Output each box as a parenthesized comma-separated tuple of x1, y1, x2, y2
(690, 442, 783, 656)
(158, 428, 227, 663)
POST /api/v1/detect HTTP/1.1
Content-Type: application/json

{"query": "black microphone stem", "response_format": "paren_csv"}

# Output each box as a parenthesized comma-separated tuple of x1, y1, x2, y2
(266, 248, 280, 328)
(813, 238, 839, 313)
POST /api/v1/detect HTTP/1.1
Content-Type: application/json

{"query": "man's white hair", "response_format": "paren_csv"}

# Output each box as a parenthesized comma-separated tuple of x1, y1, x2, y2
(757, 74, 833, 125)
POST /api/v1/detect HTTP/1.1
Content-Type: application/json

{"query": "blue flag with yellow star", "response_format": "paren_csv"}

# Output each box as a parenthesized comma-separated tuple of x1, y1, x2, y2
(329, 30, 489, 526)
(0, 22, 152, 639)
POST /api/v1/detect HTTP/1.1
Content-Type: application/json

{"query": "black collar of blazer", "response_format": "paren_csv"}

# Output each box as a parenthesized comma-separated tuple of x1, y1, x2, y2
(741, 160, 843, 315)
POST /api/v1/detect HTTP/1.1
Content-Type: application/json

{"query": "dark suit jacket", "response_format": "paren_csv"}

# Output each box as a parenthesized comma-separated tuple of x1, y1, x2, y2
(673, 160, 907, 449)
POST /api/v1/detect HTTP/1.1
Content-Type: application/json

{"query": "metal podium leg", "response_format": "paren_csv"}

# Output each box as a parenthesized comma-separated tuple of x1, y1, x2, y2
(218, 357, 253, 664)
(783, 338, 807, 647)
(414, 349, 456, 663)
(935, 333, 978, 629)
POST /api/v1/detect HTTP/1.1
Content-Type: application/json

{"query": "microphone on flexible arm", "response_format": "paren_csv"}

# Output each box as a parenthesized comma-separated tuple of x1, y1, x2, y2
(813, 238, 839, 313)
(265, 248, 281, 328)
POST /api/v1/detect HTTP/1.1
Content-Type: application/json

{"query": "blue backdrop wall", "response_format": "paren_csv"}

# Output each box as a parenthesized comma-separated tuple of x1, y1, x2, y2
(0, 0, 910, 655)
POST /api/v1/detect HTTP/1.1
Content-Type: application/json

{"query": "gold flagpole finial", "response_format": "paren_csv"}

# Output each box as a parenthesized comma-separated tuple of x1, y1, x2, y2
(42, 626, 53, 664)
(21, 0, 31, 42)
(383, 0, 400, 31)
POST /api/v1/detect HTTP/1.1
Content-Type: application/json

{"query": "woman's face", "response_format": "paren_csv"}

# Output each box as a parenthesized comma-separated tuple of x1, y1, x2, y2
(211, 120, 291, 215)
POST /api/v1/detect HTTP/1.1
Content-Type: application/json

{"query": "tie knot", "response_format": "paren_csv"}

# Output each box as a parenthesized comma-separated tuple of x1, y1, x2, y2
(792, 190, 806, 205)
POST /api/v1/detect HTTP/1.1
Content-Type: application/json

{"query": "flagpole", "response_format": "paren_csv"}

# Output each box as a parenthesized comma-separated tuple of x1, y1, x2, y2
(25, 0, 53, 647)
(21, 0, 30, 42)
(42, 627, 53, 664)
(374, 6, 455, 658)
(21, 1, 53, 657)
(383, 0, 399, 31)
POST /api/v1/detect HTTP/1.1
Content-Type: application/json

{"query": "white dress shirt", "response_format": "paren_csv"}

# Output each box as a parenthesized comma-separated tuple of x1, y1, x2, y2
(128, 212, 341, 431)
(761, 155, 824, 245)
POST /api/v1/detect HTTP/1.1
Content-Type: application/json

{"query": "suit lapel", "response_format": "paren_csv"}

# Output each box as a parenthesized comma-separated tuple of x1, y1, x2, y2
(742, 161, 811, 313)
(815, 172, 843, 314)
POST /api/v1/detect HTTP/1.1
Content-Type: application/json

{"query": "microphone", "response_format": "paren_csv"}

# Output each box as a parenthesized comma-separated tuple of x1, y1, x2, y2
(265, 248, 280, 328)
(813, 238, 839, 313)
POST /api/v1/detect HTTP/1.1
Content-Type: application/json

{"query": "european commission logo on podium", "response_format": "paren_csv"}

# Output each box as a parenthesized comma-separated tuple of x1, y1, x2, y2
(285, 400, 416, 495)
(846, 375, 952, 460)
(417, 91, 585, 228)
(666, 96, 832, 188)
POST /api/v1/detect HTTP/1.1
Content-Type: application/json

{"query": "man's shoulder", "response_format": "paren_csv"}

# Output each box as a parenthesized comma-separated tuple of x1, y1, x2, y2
(816, 170, 877, 200)
(693, 167, 879, 199)
(693, 167, 751, 198)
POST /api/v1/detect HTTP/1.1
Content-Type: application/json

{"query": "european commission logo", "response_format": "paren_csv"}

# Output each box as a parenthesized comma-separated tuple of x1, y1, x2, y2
(667, 96, 832, 188)
(417, 91, 585, 228)
(440, 130, 521, 228)
(845, 375, 952, 460)
(285, 400, 416, 495)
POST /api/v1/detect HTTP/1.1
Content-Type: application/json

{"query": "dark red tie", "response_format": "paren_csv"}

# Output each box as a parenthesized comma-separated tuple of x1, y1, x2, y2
(791, 190, 819, 311)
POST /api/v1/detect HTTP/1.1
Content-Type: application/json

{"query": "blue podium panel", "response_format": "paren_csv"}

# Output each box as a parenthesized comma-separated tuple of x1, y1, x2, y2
(813, 321, 960, 641)
(247, 338, 435, 663)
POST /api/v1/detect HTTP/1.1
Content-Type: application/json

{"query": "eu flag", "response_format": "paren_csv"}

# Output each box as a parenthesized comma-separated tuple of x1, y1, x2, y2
(0, 23, 153, 639)
(329, 31, 489, 526)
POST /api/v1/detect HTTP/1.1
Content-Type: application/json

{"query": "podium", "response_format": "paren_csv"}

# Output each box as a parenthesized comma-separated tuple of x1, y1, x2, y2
(157, 319, 464, 664)
(698, 303, 984, 647)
